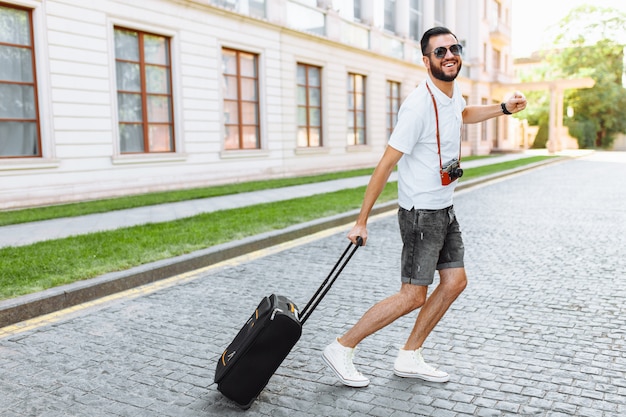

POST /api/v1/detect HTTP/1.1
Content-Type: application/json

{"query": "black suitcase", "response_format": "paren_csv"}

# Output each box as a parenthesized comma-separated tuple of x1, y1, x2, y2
(214, 238, 362, 409)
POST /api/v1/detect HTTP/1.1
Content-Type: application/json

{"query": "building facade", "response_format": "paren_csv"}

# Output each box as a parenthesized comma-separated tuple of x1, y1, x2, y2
(0, 0, 516, 209)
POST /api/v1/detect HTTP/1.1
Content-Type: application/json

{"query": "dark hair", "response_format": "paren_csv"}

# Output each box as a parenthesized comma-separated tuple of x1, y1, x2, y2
(420, 27, 458, 55)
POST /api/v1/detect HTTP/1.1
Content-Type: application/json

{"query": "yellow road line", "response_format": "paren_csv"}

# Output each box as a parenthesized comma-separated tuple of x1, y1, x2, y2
(0, 211, 394, 339)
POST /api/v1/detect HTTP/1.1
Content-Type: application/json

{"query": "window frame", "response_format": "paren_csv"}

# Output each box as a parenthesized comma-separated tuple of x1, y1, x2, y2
(0, 2, 42, 159)
(481, 97, 488, 142)
(492, 99, 500, 148)
(113, 26, 175, 155)
(492, 47, 501, 72)
(434, 0, 445, 27)
(347, 72, 366, 146)
(462, 95, 470, 142)
(383, 0, 396, 34)
(386, 80, 401, 139)
(222, 47, 261, 151)
(409, 0, 423, 42)
(296, 63, 322, 148)
(353, 0, 362, 21)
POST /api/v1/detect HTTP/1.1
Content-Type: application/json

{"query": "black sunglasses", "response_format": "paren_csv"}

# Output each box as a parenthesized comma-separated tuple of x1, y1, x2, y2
(425, 44, 463, 59)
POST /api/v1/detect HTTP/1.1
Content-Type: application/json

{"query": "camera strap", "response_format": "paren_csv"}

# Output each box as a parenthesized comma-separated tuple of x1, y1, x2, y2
(425, 82, 461, 170)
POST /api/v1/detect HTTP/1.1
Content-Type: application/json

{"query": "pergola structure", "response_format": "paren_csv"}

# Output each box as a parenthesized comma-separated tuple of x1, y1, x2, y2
(495, 78, 595, 152)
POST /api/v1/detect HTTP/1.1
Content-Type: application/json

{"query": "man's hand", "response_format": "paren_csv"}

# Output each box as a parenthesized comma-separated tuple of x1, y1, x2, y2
(505, 91, 527, 114)
(348, 224, 368, 246)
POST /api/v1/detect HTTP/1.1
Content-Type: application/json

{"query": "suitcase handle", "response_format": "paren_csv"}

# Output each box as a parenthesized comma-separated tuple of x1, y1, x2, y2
(299, 237, 363, 325)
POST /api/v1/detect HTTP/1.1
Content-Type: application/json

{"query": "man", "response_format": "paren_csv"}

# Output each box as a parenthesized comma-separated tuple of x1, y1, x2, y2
(322, 27, 527, 387)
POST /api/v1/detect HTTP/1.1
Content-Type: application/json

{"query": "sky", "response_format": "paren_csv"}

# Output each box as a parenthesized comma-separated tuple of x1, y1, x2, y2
(511, 0, 626, 57)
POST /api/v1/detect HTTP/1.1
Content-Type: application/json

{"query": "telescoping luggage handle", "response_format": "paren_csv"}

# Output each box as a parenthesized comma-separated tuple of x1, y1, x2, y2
(299, 237, 363, 325)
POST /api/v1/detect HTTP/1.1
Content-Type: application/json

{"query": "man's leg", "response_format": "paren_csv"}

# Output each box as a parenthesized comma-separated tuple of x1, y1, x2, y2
(340, 283, 427, 348)
(393, 267, 467, 382)
(323, 283, 427, 387)
(404, 267, 467, 350)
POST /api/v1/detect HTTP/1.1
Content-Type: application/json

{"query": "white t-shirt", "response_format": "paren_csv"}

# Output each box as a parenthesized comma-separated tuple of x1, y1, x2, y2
(388, 76, 466, 210)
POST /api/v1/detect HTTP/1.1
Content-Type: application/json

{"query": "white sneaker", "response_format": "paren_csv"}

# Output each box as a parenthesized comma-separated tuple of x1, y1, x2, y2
(393, 347, 449, 382)
(322, 338, 370, 387)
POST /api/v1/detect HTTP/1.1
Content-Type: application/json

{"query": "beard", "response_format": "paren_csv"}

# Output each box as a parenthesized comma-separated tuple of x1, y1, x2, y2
(430, 59, 462, 82)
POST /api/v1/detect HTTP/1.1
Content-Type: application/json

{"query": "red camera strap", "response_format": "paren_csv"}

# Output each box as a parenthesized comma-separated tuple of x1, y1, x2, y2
(425, 82, 461, 170)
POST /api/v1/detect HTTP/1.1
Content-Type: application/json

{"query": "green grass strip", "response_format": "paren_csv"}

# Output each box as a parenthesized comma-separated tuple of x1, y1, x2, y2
(0, 168, 376, 227)
(0, 155, 557, 300)
(0, 155, 497, 227)
(459, 155, 553, 181)
(0, 185, 397, 300)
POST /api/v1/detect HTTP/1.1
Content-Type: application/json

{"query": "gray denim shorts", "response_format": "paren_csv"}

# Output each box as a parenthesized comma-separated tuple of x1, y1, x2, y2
(397, 205, 465, 286)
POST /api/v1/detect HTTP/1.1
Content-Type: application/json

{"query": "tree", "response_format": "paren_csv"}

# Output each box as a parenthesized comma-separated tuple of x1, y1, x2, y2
(549, 6, 626, 148)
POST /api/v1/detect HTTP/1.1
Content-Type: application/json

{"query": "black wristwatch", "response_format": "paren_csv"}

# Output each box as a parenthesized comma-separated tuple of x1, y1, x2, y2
(501, 102, 512, 115)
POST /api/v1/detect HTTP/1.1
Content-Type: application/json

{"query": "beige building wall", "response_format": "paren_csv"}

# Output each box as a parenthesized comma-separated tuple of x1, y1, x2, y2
(0, 0, 517, 209)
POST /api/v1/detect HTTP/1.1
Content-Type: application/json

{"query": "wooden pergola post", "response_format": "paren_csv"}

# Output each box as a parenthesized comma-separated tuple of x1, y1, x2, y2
(495, 78, 595, 152)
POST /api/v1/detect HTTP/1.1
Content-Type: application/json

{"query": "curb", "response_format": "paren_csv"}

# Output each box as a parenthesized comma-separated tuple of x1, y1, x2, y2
(0, 156, 567, 328)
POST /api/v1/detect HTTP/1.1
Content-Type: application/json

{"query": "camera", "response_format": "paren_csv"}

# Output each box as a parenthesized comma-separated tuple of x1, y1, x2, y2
(440, 158, 463, 186)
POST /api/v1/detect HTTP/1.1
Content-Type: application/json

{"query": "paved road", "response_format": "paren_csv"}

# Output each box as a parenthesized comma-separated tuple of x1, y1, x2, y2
(1, 152, 625, 416)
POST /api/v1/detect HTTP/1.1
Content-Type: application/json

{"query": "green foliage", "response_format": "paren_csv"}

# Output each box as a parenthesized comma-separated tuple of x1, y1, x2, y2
(514, 62, 551, 128)
(550, 6, 626, 148)
(521, 91, 550, 128)
(531, 124, 549, 149)
(566, 118, 598, 149)
(518, 5, 626, 149)
(553, 6, 626, 48)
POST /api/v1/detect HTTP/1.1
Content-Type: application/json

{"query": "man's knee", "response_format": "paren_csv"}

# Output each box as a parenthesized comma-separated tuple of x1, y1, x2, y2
(399, 284, 427, 313)
(440, 268, 467, 297)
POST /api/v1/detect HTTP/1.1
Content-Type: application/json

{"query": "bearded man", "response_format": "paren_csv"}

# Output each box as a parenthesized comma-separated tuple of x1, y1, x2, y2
(322, 26, 527, 387)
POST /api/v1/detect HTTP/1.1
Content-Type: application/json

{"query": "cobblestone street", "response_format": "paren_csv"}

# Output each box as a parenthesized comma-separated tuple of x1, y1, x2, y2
(1, 152, 625, 416)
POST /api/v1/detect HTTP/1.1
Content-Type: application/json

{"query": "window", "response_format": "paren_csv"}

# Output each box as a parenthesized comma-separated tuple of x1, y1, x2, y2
(492, 48, 501, 72)
(434, 0, 445, 27)
(248, 0, 266, 18)
(297, 63, 322, 147)
(462, 95, 469, 142)
(285, 2, 325, 36)
(483, 43, 488, 72)
(0, 3, 41, 158)
(384, 0, 396, 33)
(386, 80, 401, 139)
(353, 0, 362, 21)
(493, 99, 500, 148)
(114, 28, 174, 154)
(210, 0, 266, 19)
(481, 98, 488, 141)
(488, 0, 502, 27)
(347, 73, 366, 145)
(213, 0, 237, 10)
(409, 0, 423, 42)
(222, 48, 260, 150)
